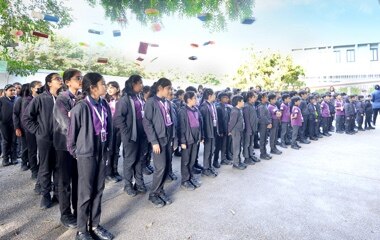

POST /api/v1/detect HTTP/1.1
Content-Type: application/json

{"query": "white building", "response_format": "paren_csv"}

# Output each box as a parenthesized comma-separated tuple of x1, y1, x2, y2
(290, 42, 380, 87)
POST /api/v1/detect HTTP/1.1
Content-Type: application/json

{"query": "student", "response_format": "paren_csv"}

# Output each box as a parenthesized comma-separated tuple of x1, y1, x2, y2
(228, 95, 246, 170)
(114, 75, 148, 197)
(143, 78, 175, 207)
(0, 84, 18, 166)
(214, 92, 232, 166)
(290, 96, 303, 150)
(314, 94, 323, 138)
(25, 73, 62, 209)
(53, 69, 82, 228)
(13, 84, 30, 171)
(67, 72, 114, 240)
(141, 85, 154, 175)
(199, 88, 219, 177)
(334, 93, 345, 133)
(166, 88, 179, 182)
(105, 81, 122, 183)
(257, 92, 272, 160)
(320, 94, 332, 136)
(364, 95, 375, 130)
(242, 91, 259, 164)
(355, 95, 365, 131)
(225, 91, 234, 160)
(179, 91, 203, 191)
(173, 89, 185, 157)
(307, 95, 319, 140)
(298, 90, 311, 144)
(21, 81, 42, 181)
(280, 94, 291, 148)
(345, 95, 356, 135)
(267, 93, 282, 155)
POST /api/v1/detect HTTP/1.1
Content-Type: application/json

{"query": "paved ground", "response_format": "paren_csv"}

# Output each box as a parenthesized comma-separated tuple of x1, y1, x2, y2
(0, 128, 380, 240)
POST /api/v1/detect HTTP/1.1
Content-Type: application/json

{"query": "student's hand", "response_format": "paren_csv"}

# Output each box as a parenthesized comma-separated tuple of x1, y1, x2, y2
(228, 133, 232, 136)
(15, 128, 22, 137)
(181, 144, 187, 150)
(267, 124, 272, 129)
(152, 144, 161, 154)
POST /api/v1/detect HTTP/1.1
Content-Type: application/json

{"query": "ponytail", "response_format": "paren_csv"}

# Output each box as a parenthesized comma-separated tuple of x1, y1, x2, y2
(148, 78, 172, 98)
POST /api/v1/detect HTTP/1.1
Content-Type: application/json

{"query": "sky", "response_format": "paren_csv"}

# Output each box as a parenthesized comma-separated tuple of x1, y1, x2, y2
(56, 0, 380, 77)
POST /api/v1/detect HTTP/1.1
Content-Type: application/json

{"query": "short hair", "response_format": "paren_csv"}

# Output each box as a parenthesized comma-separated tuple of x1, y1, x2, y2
(308, 95, 315, 101)
(291, 96, 301, 104)
(289, 91, 298, 97)
(175, 89, 185, 98)
(218, 92, 229, 100)
(244, 91, 256, 102)
(231, 95, 244, 107)
(257, 92, 267, 101)
(358, 95, 364, 100)
(299, 90, 307, 96)
(184, 91, 196, 103)
(349, 95, 356, 99)
(268, 93, 276, 101)
(185, 86, 197, 92)
(281, 94, 290, 101)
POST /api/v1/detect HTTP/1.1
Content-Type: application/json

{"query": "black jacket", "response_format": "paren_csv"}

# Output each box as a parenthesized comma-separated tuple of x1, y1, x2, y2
(258, 103, 271, 126)
(178, 106, 203, 145)
(307, 103, 317, 121)
(243, 102, 258, 135)
(0, 96, 16, 126)
(199, 101, 219, 138)
(13, 97, 23, 130)
(300, 99, 310, 116)
(216, 102, 228, 135)
(21, 96, 33, 132)
(113, 95, 138, 143)
(228, 107, 244, 133)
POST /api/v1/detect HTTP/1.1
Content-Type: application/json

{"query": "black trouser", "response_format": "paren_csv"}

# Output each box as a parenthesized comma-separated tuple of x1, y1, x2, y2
(356, 114, 364, 129)
(214, 133, 227, 162)
(203, 137, 215, 169)
(227, 135, 233, 159)
(365, 113, 373, 128)
(150, 140, 172, 196)
(253, 132, 259, 147)
(335, 115, 345, 132)
(20, 133, 28, 166)
(345, 116, 355, 133)
(243, 133, 254, 159)
(122, 136, 147, 187)
(57, 150, 78, 217)
(231, 131, 242, 165)
(291, 126, 300, 145)
(259, 123, 268, 155)
(270, 120, 279, 150)
(181, 142, 198, 183)
(0, 123, 17, 162)
(321, 117, 329, 134)
(328, 115, 335, 131)
(106, 127, 121, 177)
(299, 115, 309, 140)
(145, 144, 152, 167)
(308, 118, 316, 138)
(280, 122, 290, 144)
(77, 137, 106, 233)
(373, 108, 380, 125)
(36, 139, 58, 197)
(25, 131, 38, 175)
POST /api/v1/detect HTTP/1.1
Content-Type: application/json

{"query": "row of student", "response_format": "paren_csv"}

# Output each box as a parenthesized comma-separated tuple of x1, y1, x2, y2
(0, 72, 376, 240)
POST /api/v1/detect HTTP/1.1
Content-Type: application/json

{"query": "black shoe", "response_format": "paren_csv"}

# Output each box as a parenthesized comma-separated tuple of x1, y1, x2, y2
(166, 172, 178, 182)
(212, 160, 221, 169)
(135, 184, 147, 194)
(233, 163, 247, 170)
(336, 131, 344, 134)
(76, 231, 94, 240)
(369, 126, 375, 129)
(21, 163, 29, 171)
(317, 134, 323, 138)
(40, 195, 52, 210)
(300, 139, 311, 144)
(143, 167, 153, 175)
(270, 149, 282, 155)
(250, 156, 260, 162)
(91, 225, 114, 240)
(220, 159, 233, 165)
(279, 143, 288, 148)
(2, 160, 11, 167)
(260, 154, 271, 160)
(309, 137, 318, 141)
(114, 172, 123, 181)
(194, 162, 204, 170)
(243, 158, 255, 165)
(291, 145, 300, 150)
(285, 142, 291, 146)
(267, 154, 273, 159)
(51, 195, 59, 205)
(192, 167, 202, 174)
(31, 171, 38, 180)
(181, 181, 196, 191)
(322, 133, 331, 137)
(174, 151, 182, 157)
(148, 194, 165, 208)
(11, 159, 18, 165)
(358, 128, 365, 131)
(61, 214, 77, 229)
(296, 143, 302, 148)
(106, 175, 120, 183)
(123, 185, 137, 197)
(253, 144, 260, 149)
(34, 183, 41, 195)
(201, 169, 217, 178)
(159, 191, 173, 205)
(346, 132, 354, 135)
(190, 178, 202, 188)
(210, 167, 218, 176)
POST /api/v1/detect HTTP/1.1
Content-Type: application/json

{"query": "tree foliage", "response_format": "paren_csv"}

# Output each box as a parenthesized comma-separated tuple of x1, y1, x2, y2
(233, 49, 305, 91)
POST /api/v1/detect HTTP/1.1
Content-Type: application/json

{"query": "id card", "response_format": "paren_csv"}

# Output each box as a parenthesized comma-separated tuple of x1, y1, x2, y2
(213, 119, 217, 127)
(141, 110, 145, 118)
(101, 128, 107, 143)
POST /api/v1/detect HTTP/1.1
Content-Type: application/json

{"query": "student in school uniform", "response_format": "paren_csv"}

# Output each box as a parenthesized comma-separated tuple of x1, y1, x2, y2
(225, 91, 234, 160)
(228, 95, 246, 170)
(52, 69, 82, 229)
(199, 88, 219, 178)
(365, 95, 375, 130)
(13, 84, 30, 171)
(280, 94, 291, 148)
(298, 90, 311, 144)
(172, 89, 185, 157)
(143, 78, 175, 207)
(141, 85, 154, 175)
(320, 94, 332, 137)
(344, 95, 357, 135)
(67, 72, 114, 240)
(21, 81, 42, 181)
(257, 92, 272, 160)
(290, 96, 303, 150)
(0, 84, 18, 167)
(166, 89, 179, 182)
(307, 96, 319, 141)
(214, 92, 232, 166)
(104, 81, 122, 183)
(355, 95, 365, 131)
(114, 75, 148, 197)
(314, 94, 323, 138)
(179, 91, 203, 191)
(267, 93, 282, 155)
(328, 95, 336, 132)
(242, 91, 259, 164)
(334, 93, 345, 133)
(25, 73, 62, 209)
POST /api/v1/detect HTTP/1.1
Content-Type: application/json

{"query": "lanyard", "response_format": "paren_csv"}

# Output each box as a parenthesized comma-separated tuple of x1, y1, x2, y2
(158, 100, 169, 114)
(87, 96, 105, 129)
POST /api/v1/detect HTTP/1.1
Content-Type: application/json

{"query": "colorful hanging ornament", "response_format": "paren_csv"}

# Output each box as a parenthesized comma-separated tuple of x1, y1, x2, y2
(32, 31, 49, 38)
(242, 17, 256, 25)
(189, 56, 198, 60)
(145, 8, 159, 16)
(97, 58, 108, 64)
(113, 30, 121, 37)
(88, 29, 104, 35)
(32, 11, 59, 23)
(151, 23, 161, 32)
